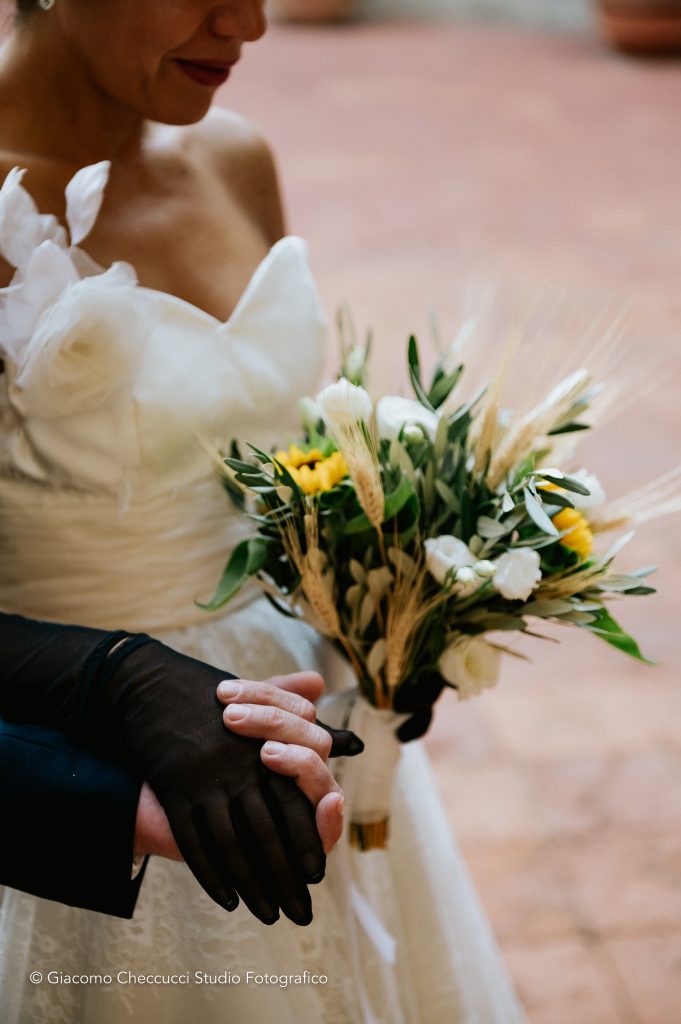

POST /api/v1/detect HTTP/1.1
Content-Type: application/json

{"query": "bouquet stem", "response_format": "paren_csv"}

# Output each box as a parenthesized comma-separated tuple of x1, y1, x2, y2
(318, 686, 410, 851)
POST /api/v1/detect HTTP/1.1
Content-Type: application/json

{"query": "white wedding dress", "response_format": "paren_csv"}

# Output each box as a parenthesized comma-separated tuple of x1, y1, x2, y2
(0, 164, 526, 1024)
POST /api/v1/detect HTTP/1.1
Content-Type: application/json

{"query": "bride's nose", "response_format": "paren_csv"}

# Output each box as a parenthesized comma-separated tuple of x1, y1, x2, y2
(210, 2, 267, 42)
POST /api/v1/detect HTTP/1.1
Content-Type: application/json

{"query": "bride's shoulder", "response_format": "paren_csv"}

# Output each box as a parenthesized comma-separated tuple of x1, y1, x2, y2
(184, 107, 271, 162)
(175, 109, 285, 243)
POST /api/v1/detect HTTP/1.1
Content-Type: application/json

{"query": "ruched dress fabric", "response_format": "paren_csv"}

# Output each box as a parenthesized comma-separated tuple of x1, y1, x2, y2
(0, 164, 527, 1024)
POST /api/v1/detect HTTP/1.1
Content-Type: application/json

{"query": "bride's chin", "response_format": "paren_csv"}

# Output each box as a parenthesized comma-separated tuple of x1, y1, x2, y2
(146, 95, 215, 127)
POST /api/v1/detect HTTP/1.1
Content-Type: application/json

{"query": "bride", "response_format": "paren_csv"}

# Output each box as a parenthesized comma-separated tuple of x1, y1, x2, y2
(0, 1, 526, 1021)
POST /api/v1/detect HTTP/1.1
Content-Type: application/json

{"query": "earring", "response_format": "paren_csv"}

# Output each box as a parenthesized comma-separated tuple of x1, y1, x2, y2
(38, 0, 55, 9)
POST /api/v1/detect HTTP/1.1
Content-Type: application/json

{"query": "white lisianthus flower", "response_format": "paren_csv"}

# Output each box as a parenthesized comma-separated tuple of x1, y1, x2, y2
(316, 378, 373, 432)
(493, 548, 542, 601)
(439, 635, 501, 700)
(376, 396, 440, 441)
(424, 535, 475, 586)
(474, 560, 497, 578)
(569, 469, 606, 513)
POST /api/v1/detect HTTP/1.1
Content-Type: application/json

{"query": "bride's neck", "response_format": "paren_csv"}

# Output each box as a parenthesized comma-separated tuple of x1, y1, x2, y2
(0, 26, 146, 164)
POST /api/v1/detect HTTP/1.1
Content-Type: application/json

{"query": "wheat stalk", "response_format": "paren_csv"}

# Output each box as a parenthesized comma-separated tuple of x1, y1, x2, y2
(534, 563, 606, 600)
(384, 556, 449, 698)
(590, 467, 681, 534)
(487, 369, 592, 490)
(471, 327, 521, 476)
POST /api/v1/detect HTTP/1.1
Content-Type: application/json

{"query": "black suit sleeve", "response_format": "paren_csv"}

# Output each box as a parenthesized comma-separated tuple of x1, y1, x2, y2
(0, 716, 146, 917)
(0, 611, 150, 917)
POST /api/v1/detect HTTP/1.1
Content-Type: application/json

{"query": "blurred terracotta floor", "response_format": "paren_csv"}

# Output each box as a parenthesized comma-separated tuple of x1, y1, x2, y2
(221, 18, 681, 1023)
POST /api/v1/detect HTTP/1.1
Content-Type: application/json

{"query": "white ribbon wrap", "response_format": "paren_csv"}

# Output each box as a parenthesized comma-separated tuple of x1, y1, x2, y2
(318, 686, 410, 836)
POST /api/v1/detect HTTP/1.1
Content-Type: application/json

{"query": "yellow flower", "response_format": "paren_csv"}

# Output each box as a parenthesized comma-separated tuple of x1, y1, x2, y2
(274, 444, 325, 470)
(552, 507, 593, 561)
(275, 445, 348, 496)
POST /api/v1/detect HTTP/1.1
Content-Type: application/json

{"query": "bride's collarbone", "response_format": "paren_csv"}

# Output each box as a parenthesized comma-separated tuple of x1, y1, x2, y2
(0, 151, 276, 324)
(88, 190, 274, 322)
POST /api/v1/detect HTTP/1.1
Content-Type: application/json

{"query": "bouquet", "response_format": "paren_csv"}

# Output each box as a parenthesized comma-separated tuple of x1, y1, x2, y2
(202, 321, 680, 850)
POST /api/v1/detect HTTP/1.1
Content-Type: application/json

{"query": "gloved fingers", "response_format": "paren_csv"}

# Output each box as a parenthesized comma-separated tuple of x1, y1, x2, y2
(262, 771, 326, 887)
(396, 707, 433, 742)
(316, 720, 365, 758)
(196, 795, 281, 926)
(223, 704, 332, 760)
(260, 742, 345, 853)
(217, 678, 317, 723)
(164, 800, 239, 914)
(261, 670, 325, 704)
(236, 787, 313, 927)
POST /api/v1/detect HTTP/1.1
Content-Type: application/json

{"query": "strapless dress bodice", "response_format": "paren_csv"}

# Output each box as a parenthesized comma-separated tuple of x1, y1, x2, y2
(0, 161, 327, 629)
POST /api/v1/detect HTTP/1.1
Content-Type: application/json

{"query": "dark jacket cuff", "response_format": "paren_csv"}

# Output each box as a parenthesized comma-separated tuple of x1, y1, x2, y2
(0, 717, 147, 918)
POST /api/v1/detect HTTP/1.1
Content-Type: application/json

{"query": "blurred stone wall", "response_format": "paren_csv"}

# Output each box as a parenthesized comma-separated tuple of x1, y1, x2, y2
(364, 0, 592, 30)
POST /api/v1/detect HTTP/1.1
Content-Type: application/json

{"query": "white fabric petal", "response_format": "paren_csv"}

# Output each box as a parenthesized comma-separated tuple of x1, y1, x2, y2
(22, 240, 81, 308)
(0, 167, 36, 267)
(0, 167, 67, 268)
(37, 213, 68, 251)
(64, 160, 111, 246)
(0, 242, 80, 361)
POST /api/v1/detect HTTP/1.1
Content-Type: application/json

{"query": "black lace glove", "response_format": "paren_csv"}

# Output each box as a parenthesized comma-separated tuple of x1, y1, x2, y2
(0, 613, 362, 926)
(393, 670, 445, 742)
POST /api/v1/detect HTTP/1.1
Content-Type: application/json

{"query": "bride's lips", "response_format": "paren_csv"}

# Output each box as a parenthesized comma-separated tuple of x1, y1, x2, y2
(174, 58, 237, 88)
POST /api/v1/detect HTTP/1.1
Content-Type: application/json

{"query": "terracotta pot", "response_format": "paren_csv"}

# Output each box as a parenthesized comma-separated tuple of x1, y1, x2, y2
(267, 0, 358, 22)
(596, 0, 681, 53)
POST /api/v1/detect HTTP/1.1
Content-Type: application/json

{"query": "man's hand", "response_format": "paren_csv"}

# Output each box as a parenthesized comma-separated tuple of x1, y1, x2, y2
(135, 671, 361, 862)
(217, 670, 361, 854)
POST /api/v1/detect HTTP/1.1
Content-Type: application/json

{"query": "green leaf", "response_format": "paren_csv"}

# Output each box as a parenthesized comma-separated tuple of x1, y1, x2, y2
(197, 538, 268, 611)
(535, 469, 591, 496)
(389, 438, 415, 479)
(476, 515, 508, 539)
(547, 422, 590, 435)
(557, 474, 591, 496)
(585, 608, 655, 664)
(435, 478, 461, 513)
(245, 443, 278, 466)
(597, 574, 658, 594)
(521, 598, 576, 617)
(344, 475, 417, 534)
(428, 364, 463, 409)
(523, 487, 559, 537)
(434, 413, 450, 460)
(540, 490, 576, 511)
(408, 335, 435, 411)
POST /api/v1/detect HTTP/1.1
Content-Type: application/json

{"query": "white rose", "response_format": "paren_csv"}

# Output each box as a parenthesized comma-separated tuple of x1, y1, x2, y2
(376, 396, 440, 441)
(439, 635, 501, 700)
(316, 378, 373, 433)
(569, 469, 606, 513)
(11, 263, 145, 417)
(493, 548, 542, 601)
(424, 535, 475, 586)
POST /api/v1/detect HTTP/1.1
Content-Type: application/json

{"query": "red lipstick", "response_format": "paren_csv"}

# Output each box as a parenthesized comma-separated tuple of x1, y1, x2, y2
(175, 59, 235, 88)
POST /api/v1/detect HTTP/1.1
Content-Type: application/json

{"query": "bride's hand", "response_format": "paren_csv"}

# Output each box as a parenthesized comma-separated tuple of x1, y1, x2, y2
(134, 782, 182, 861)
(217, 671, 361, 854)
